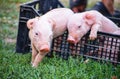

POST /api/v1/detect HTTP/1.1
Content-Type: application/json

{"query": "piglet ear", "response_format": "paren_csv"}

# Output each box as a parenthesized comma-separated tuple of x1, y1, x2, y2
(27, 19, 35, 29)
(83, 13, 94, 25)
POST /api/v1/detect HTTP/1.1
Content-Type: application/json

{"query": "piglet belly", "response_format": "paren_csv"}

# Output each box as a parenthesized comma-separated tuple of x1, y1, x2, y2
(53, 25, 67, 38)
(52, 16, 69, 38)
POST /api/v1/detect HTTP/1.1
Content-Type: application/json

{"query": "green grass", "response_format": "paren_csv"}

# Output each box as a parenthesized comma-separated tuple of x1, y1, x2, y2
(0, 0, 120, 79)
(1, 49, 120, 79)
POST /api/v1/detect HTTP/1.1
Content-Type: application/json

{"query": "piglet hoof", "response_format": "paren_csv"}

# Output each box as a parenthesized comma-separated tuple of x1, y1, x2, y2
(31, 62, 33, 65)
(32, 63, 38, 68)
(89, 35, 97, 40)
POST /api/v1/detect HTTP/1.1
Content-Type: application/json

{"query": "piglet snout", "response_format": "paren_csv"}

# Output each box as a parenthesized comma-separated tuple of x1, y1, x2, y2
(67, 36, 76, 44)
(40, 45, 50, 52)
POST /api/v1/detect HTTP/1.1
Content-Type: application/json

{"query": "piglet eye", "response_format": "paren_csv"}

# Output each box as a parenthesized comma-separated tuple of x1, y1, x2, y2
(35, 33, 38, 35)
(78, 26, 81, 28)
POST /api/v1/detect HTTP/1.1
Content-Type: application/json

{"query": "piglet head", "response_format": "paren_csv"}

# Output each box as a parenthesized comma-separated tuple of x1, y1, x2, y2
(27, 17, 55, 54)
(67, 13, 92, 44)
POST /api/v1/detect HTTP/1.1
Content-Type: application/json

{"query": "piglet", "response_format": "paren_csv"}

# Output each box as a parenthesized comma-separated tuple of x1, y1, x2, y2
(27, 8, 74, 67)
(67, 10, 120, 44)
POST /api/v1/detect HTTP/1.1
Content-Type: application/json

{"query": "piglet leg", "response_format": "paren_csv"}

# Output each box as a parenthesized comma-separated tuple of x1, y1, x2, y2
(113, 29, 120, 34)
(31, 44, 37, 64)
(89, 23, 101, 40)
(32, 53, 46, 67)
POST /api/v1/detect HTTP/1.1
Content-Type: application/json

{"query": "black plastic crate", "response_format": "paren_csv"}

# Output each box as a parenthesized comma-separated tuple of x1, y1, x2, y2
(51, 31, 120, 64)
(16, 0, 120, 64)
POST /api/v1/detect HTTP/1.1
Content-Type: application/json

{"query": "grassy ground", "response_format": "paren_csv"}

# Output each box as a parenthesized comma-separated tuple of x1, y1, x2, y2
(0, 0, 120, 79)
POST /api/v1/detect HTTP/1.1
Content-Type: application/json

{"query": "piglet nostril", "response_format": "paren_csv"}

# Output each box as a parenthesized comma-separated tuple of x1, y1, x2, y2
(40, 45, 50, 52)
(67, 38, 76, 44)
